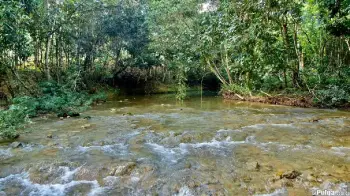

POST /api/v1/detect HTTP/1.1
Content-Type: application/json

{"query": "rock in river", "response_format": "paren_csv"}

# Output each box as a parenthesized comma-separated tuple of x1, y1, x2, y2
(109, 162, 136, 176)
(81, 124, 91, 129)
(9, 142, 23, 148)
(246, 161, 261, 171)
(280, 170, 301, 179)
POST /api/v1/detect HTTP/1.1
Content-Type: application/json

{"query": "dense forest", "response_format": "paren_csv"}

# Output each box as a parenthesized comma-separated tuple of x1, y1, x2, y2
(0, 0, 349, 139)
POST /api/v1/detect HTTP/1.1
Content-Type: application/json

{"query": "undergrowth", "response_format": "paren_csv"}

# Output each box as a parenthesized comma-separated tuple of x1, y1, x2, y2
(0, 82, 107, 140)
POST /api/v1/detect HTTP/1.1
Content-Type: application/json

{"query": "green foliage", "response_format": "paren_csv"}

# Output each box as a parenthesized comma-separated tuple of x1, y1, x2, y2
(0, 82, 107, 139)
(0, 0, 350, 110)
(148, 0, 203, 94)
(318, 0, 350, 37)
(0, 105, 30, 139)
(260, 76, 284, 92)
(176, 77, 188, 101)
(221, 84, 251, 97)
(11, 96, 39, 117)
(37, 82, 107, 115)
(315, 85, 350, 107)
(175, 64, 189, 101)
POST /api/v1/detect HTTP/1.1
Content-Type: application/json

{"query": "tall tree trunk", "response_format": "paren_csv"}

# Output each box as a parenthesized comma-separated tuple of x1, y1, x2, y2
(282, 20, 290, 88)
(293, 23, 301, 87)
(59, 36, 63, 70)
(10, 66, 33, 94)
(223, 46, 233, 85)
(34, 40, 39, 66)
(283, 69, 288, 88)
(45, 36, 52, 80)
(3, 76, 14, 99)
(40, 41, 43, 67)
(206, 58, 228, 86)
(345, 38, 350, 53)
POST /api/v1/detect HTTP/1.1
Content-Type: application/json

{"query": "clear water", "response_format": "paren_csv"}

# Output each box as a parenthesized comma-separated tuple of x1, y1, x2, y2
(0, 94, 349, 195)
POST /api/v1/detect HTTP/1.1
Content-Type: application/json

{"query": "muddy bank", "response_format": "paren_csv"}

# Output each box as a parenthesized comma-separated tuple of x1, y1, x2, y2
(223, 91, 316, 108)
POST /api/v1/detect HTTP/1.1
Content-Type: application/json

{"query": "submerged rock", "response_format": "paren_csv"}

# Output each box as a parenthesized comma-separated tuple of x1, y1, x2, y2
(184, 162, 192, 169)
(320, 172, 329, 176)
(83, 116, 92, 120)
(246, 161, 261, 171)
(9, 142, 23, 148)
(57, 112, 80, 118)
(109, 162, 136, 176)
(307, 174, 316, 182)
(81, 124, 91, 129)
(242, 175, 252, 183)
(187, 180, 199, 188)
(68, 112, 80, 117)
(74, 167, 100, 181)
(280, 170, 301, 179)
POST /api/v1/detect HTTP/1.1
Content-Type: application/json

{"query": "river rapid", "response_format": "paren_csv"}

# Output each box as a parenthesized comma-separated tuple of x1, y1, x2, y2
(0, 94, 349, 196)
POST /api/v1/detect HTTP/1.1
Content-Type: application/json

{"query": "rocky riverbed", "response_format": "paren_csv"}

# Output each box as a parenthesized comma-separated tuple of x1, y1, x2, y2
(0, 95, 349, 195)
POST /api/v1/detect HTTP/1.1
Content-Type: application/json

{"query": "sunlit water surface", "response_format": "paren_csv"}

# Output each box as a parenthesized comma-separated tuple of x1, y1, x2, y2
(0, 94, 349, 195)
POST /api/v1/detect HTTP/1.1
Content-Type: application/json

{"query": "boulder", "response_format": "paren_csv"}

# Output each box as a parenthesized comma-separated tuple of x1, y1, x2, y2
(10, 142, 23, 148)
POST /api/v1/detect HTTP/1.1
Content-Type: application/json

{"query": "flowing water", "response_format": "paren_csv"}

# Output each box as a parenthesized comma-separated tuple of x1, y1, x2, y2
(0, 94, 349, 196)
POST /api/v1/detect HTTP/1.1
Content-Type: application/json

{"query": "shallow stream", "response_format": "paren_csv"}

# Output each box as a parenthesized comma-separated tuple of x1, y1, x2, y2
(0, 94, 349, 195)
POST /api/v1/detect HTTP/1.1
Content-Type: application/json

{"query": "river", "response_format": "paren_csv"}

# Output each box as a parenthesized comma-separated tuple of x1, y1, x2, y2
(0, 94, 349, 195)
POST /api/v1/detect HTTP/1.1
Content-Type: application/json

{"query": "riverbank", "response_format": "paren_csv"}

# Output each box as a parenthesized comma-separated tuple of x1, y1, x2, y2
(0, 83, 112, 140)
(222, 91, 350, 109)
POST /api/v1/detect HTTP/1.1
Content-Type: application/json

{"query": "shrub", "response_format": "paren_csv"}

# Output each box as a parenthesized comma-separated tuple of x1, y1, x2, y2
(221, 84, 251, 96)
(0, 82, 107, 139)
(12, 96, 39, 117)
(0, 105, 30, 139)
(314, 85, 350, 107)
(260, 76, 283, 92)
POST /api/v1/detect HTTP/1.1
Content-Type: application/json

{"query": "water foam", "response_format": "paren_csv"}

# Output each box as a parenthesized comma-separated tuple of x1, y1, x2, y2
(311, 182, 349, 196)
(179, 137, 245, 149)
(60, 166, 82, 183)
(255, 188, 288, 196)
(146, 143, 187, 163)
(77, 143, 129, 156)
(147, 137, 247, 162)
(175, 186, 193, 196)
(217, 129, 242, 133)
(242, 123, 294, 130)
(329, 147, 350, 158)
(0, 148, 12, 160)
(0, 168, 105, 196)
